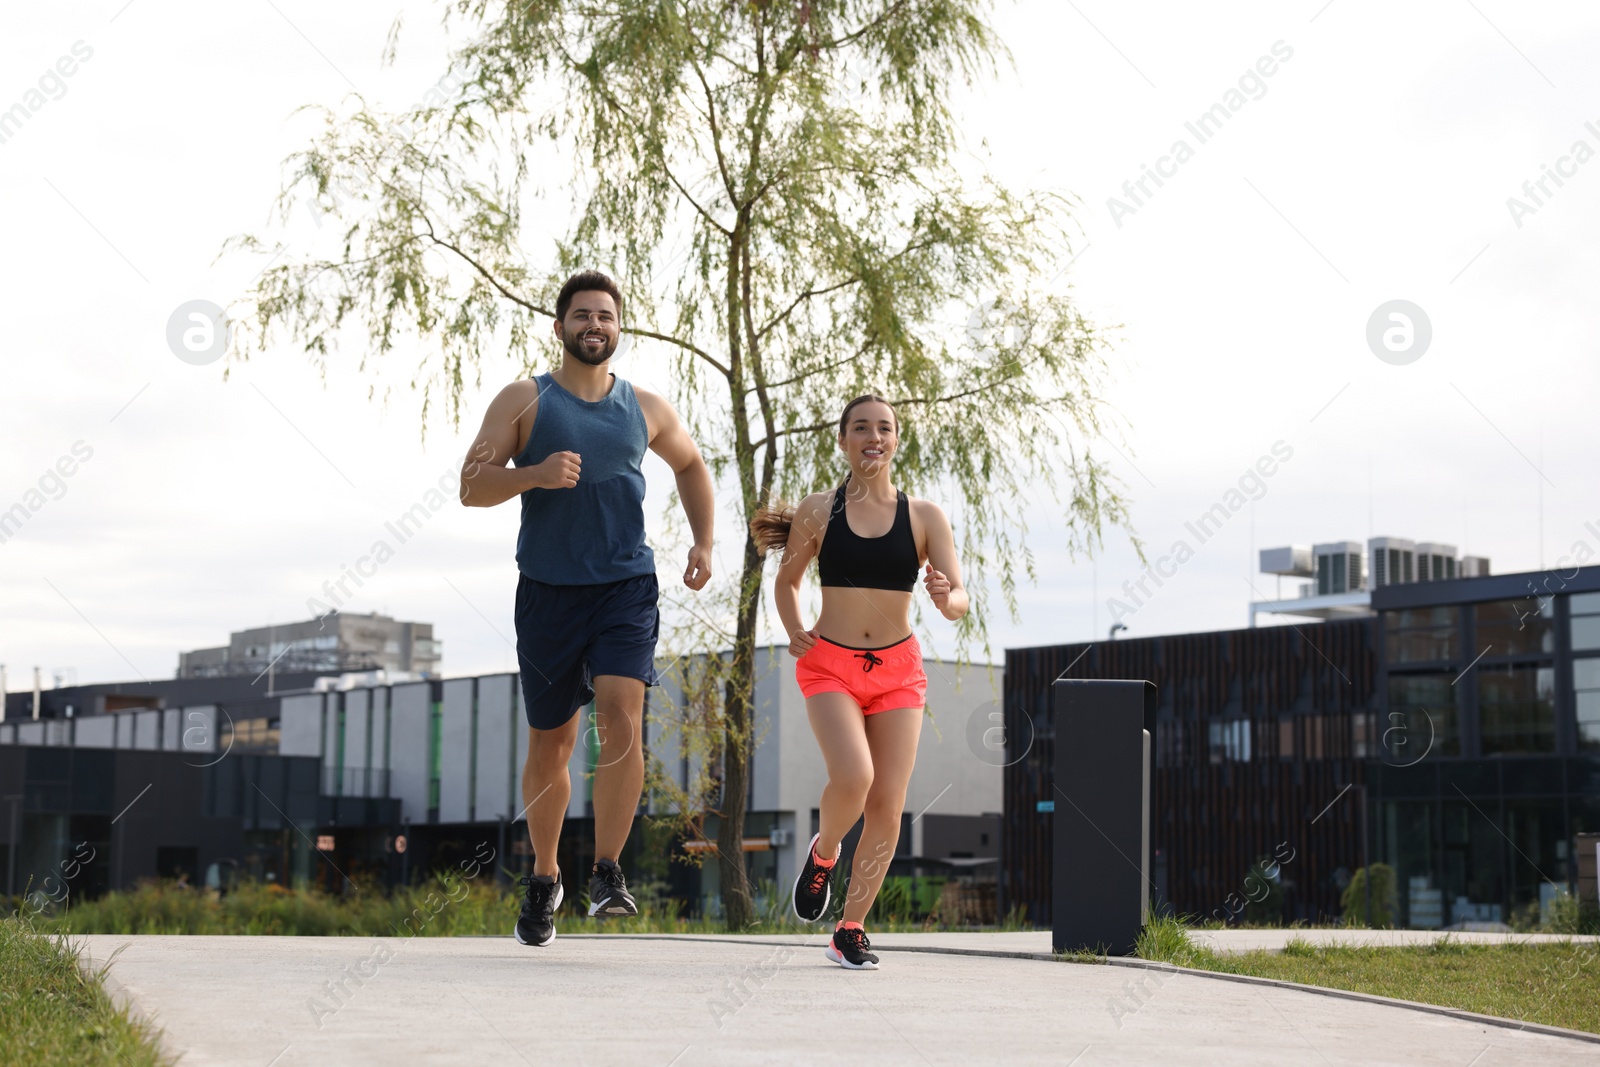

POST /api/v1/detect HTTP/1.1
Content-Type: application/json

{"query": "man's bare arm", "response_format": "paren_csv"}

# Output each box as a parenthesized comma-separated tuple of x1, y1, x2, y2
(640, 389, 714, 589)
(460, 381, 579, 507)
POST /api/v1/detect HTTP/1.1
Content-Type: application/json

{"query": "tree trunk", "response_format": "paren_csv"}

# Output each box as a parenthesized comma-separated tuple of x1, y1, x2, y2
(715, 531, 764, 929)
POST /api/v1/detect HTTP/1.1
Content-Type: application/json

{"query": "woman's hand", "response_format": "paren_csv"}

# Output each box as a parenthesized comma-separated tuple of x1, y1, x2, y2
(788, 627, 820, 658)
(924, 563, 952, 613)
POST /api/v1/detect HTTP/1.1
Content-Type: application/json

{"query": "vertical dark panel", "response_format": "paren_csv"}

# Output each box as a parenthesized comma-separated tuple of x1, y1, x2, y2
(1005, 619, 1377, 924)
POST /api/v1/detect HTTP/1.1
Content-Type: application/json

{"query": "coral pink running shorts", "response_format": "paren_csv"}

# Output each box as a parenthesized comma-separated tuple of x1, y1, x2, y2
(796, 635, 928, 715)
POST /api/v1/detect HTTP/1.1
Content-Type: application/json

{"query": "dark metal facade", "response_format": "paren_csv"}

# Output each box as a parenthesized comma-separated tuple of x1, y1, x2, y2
(1003, 619, 1378, 925)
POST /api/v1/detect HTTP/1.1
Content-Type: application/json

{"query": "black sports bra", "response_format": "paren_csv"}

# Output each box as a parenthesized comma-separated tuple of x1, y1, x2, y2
(817, 480, 919, 592)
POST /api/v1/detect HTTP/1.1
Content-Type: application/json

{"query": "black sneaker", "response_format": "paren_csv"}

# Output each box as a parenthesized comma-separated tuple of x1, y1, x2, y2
(792, 833, 836, 923)
(826, 924, 880, 970)
(587, 858, 638, 917)
(514, 873, 563, 946)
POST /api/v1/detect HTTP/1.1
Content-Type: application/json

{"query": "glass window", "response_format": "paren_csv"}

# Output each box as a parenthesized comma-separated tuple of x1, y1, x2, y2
(1575, 662, 1600, 752)
(1384, 608, 1458, 664)
(1571, 593, 1600, 651)
(1476, 598, 1555, 656)
(1577, 659, 1600, 690)
(1479, 664, 1556, 755)
(1386, 673, 1460, 758)
(1574, 617, 1600, 651)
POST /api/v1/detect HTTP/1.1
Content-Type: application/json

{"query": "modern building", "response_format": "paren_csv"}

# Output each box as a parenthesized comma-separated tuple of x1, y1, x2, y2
(1004, 561, 1600, 929)
(175, 613, 441, 680)
(1, 647, 1001, 917)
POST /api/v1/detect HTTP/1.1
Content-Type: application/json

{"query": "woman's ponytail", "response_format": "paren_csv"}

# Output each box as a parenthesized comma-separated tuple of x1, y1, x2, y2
(749, 499, 796, 556)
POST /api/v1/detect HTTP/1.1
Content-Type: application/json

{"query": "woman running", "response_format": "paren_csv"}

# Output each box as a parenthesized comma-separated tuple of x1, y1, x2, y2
(751, 394, 969, 969)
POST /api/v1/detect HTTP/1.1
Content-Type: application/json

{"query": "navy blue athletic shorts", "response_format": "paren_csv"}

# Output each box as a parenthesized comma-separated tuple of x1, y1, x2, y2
(514, 571, 660, 730)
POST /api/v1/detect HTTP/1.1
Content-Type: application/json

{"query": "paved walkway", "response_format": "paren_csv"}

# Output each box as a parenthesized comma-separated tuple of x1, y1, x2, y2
(79, 932, 1598, 1066)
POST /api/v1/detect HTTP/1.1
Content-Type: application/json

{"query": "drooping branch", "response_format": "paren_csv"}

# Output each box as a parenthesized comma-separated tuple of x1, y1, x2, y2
(419, 213, 732, 377)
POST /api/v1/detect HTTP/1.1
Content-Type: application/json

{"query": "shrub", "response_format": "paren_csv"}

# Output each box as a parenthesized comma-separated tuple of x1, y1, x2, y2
(1340, 864, 1398, 929)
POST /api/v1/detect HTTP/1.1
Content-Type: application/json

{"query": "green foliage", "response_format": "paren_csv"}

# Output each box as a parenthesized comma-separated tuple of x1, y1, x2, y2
(1129, 913, 1600, 1035)
(1511, 888, 1600, 936)
(1550, 893, 1600, 936)
(229, 0, 1134, 927)
(1241, 856, 1285, 926)
(1134, 913, 1212, 970)
(1340, 864, 1399, 929)
(1199, 940, 1600, 1037)
(0, 915, 169, 1066)
(33, 878, 1010, 936)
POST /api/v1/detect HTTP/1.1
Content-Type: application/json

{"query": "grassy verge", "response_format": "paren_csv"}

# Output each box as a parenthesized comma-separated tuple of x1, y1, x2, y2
(36, 878, 1026, 937)
(0, 915, 168, 1067)
(1133, 915, 1600, 1036)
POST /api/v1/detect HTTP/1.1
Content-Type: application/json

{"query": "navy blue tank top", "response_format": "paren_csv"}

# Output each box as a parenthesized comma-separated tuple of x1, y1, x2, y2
(513, 373, 655, 585)
(817, 479, 919, 592)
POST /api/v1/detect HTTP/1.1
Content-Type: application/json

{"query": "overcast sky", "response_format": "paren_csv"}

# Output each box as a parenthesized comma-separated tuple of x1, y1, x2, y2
(3, 1, 1597, 689)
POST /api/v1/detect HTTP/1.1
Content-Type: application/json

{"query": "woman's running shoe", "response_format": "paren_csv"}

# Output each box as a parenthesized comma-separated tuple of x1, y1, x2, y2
(826, 922, 880, 969)
(791, 833, 837, 923)
(588, 858, 639, 917)
(825, 921, 876, 972)
(514, 873, 563, 947)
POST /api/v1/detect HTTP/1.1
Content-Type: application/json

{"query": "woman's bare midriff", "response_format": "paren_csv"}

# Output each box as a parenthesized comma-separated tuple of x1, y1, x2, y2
(816, 588, 914, 647)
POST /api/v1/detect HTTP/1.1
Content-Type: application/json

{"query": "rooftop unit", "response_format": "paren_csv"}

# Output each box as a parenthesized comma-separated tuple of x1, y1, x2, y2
(1313, 541, 1365, 596)
(1369, 537, 1416, 588)
(1259, 545, 1314, 578)
(1415, 542, 1459, 582)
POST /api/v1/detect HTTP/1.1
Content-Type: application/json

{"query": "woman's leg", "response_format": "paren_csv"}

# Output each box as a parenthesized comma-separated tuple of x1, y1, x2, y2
(841, 706, 923, 925)
(806, 692, 874, 859)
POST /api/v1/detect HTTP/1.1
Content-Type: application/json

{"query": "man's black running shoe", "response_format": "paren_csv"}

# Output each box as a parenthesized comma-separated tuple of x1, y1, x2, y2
(514, 873, 563, 947)
(791, 832, 836, 923)
(826, 924, 880, 970)
(587, 858, 639, 917)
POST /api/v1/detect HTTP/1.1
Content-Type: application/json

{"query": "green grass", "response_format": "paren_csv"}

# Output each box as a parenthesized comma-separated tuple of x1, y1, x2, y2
(0, 915, 169, 1067)
(1133, 914, 1600, 1035)
(36, 877, 1027, 937)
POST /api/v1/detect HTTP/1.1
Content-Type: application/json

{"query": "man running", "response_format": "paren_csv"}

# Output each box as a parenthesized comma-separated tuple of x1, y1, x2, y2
(460, 269, 714, 946)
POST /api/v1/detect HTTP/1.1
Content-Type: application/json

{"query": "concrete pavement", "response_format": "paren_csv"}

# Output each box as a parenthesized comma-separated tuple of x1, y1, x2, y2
(78, 931, 1599, 1066)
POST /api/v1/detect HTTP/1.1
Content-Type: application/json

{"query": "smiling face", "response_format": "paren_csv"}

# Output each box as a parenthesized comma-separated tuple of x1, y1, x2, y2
(555, 290, 620, 366)
(838, 399, 897, 475)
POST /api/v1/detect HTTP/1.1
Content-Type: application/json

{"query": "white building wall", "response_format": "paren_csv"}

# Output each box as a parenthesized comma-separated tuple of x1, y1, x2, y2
(75, 716, 115, 749)
(343, 689, 371, 796)
(388, 682, 432, 824)
(134, 710, 161, 750)
(438, 678, 474, 823)
(474, 674, 517, 821)
(278, 694, 325, 758)
(179, 706, 216, 757)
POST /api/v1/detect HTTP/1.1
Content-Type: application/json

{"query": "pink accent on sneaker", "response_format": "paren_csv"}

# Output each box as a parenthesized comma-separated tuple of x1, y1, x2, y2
(811, 846, 838, 869)
(837, 920, 864, 931)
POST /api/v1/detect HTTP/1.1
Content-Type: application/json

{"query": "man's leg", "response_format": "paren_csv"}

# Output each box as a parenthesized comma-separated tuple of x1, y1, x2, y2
(590, 674, 646, 863)
(523, 713, 580, 877)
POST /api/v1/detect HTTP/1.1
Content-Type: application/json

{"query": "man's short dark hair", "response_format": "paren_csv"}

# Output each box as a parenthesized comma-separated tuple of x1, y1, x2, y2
(555, 270, 624, 324)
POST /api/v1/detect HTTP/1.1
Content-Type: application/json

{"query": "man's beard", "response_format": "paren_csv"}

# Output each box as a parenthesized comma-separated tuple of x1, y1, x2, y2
(563, 328, 617, 366)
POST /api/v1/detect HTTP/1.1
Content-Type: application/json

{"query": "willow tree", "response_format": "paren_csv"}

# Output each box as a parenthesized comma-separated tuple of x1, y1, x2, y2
(229, 0, 1129, 928)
